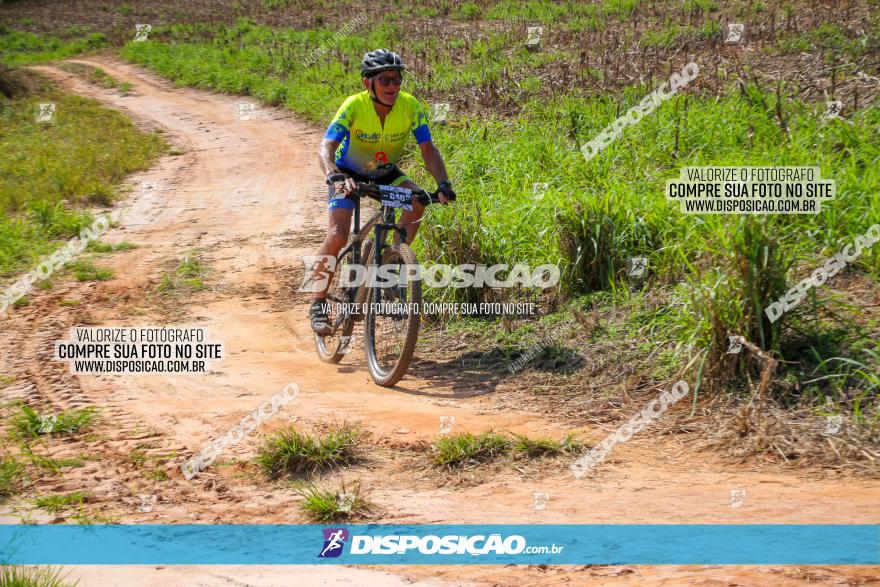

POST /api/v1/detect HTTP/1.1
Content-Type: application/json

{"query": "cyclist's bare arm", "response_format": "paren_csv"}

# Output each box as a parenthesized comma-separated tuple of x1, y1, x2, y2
(418, 141, 451, 204)
(318, 138, 339, 176)
(319, 139, 355, 194)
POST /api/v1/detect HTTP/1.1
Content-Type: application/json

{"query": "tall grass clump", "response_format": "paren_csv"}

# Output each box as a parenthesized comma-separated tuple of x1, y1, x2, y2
(0, 455, 24, 498)
(0, 566, 78, 587)
(9, 405, 99, 438)
(255, 424, 363, 478)
(432, 431, 511, 467)
(294, 481, 375, 522)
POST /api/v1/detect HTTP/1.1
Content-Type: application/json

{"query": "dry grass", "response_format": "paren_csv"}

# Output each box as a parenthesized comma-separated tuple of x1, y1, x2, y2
(699, 396, 880, 476)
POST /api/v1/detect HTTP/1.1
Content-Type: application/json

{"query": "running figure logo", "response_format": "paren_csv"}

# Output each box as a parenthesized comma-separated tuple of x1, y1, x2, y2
(319, 528, 349, 558)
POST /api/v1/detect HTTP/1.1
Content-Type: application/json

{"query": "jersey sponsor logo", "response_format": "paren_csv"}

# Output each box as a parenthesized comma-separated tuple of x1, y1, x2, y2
(355, 130, 380, 141)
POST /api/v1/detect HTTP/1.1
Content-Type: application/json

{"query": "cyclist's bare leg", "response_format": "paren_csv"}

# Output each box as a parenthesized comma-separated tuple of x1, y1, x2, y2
(396, 179, 425, 244)
(311, 207, 352, 299)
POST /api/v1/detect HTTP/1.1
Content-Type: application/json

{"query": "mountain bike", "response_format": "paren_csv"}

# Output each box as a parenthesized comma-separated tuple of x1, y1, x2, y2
(314, 182, 439, 386)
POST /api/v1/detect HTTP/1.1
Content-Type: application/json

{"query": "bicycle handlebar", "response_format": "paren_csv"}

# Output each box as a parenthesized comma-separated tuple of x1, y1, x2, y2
(347, 182, 441, 206)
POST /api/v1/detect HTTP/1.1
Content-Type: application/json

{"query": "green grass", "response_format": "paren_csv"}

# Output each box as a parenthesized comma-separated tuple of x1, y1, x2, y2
(0, 82, 165, 207)
(155, 254, 208, 294)
(484, 1, 603, 24)
(255, 424, 363, 478)
(774, 20, 880, 59)
(68, 507, 117, 524)
(682, 0, 719, 13)
(147, 467, 169, 481)
(35, 491, 91, 514)
(58, 63, 131, 94)
(124, 449, 148, 466)
(9, 405, 99, 438)
(295, 481, 374, 522)
(511, 433, 583, 457)
(0, 26, 106, 67)
(639, 21, 719, 48)
(0, 566, 78, 587)
(806, 342, 880, 424)
(20, 443, 85, 472)
(0, 455, 24, 498)
(432, 431, 512, 467)
(0, 67, 166, 277)
(123, 448, 174, 480)
(86, 240, 137, 253)
(69, 259, 113, 282)
(432, 430, 586, 467)
(32, 455, 84, 472)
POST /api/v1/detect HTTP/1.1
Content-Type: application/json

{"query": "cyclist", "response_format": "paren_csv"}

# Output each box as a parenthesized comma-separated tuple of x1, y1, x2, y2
(309, 49, 456, 335)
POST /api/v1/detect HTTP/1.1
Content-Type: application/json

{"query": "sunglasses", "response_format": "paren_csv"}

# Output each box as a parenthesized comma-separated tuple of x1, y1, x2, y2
(375, 75, 403, 87)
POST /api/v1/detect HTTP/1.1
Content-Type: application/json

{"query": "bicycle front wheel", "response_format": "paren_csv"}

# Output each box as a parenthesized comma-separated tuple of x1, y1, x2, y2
(363, 243, 421, 386)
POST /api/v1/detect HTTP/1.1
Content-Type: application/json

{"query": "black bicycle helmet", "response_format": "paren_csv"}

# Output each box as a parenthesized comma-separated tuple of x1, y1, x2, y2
(360, 49, 406, 78)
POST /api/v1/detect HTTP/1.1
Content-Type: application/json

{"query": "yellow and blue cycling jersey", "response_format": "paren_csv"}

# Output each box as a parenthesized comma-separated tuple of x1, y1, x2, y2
(324, 90, 433, 179)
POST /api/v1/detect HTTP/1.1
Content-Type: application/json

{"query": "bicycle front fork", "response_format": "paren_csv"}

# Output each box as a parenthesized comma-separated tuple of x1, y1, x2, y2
(371, 223, 408, 305)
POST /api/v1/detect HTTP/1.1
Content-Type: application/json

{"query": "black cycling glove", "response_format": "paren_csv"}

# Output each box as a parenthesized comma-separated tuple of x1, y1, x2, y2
(437, 180, 457, 201)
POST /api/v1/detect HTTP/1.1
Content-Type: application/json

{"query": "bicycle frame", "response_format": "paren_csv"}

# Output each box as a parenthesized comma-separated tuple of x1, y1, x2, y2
(330, 189, 410, 315)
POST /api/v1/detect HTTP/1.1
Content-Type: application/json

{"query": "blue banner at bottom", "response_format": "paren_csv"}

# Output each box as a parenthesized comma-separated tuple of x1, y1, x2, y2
(1, 525, 877, 565)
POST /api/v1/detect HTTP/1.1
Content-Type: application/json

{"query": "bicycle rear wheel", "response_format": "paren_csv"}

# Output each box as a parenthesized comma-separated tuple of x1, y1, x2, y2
(364, 243, 422, 386)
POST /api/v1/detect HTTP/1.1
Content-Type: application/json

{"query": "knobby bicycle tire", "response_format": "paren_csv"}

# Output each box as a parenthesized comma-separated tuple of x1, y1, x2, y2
(363, 243, 421, 386)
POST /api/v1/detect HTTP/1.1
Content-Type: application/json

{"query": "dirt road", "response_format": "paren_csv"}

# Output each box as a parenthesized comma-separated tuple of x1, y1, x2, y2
(1, 56, 877, 586)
